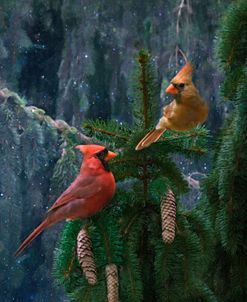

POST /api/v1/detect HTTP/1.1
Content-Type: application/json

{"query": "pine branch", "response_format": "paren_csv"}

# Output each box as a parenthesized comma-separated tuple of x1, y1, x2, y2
(64, 249, 76, 279)
(159, 131, 208, 142)
(142, 160, 149, 206)
(123, 212, 140, 236)
(199, 3, 247, 301)
(96, 221, 113, 264)
(112, 158, 137, 164)
(84, 125, 129, 140)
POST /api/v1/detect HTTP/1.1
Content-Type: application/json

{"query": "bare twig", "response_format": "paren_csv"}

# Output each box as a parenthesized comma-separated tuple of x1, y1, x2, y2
(76, 130, 97, 144)
(55, 119, 97, 144)
(176, 0, 185, 36)
(189, 172, 207, 178)
(177, 46, 188, 63)
(185, 175, 200, 189)
(174, 0, 192, 66)
(184, 172, 207, 189)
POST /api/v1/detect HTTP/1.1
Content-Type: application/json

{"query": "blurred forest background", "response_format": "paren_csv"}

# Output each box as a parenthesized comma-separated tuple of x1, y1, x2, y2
(0, 0, 232, 301)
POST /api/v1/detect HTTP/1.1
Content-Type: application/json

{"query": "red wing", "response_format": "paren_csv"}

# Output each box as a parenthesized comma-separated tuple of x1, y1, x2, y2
(48, 175, 102, 212)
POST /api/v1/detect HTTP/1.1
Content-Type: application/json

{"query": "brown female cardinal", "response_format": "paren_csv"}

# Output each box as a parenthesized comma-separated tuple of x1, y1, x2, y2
(15, 144, 117, 256)
(135, 62, 208, 150)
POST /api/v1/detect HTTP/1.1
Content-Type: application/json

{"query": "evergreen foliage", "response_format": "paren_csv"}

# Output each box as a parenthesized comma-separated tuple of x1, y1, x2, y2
(201, 1, 247, 300)
(216, 0, 247, 99)
(52, 50, 213, 301)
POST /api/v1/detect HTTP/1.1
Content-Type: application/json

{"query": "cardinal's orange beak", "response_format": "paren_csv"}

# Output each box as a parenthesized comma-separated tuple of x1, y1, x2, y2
(166, 84, 179, 95)
(106, 150, 118, 161)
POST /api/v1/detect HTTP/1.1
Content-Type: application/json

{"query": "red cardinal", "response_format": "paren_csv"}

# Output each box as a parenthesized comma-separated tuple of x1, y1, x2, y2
(135, 62, 208, 150)
(15, 144, 117, 256)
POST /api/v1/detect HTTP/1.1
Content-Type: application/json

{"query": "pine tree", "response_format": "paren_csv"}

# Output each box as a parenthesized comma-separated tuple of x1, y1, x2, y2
(200, 1, 247, 301)
(53, 50, 213, 301)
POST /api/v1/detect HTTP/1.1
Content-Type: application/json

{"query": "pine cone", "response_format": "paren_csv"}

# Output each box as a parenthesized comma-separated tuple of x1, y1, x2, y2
(160, 189, 176, 243)
(105, 264, 119, 302)
(77, 228, 97, 285)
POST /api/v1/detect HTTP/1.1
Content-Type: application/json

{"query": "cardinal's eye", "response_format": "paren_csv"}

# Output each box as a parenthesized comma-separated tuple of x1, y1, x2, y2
(96, 148, 108, 158)
(178, 83, 185, 88)
(104, 148, 108, 157)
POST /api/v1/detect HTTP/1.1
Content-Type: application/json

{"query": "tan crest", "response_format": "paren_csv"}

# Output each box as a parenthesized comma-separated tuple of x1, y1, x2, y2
(171, 62, 193, 83)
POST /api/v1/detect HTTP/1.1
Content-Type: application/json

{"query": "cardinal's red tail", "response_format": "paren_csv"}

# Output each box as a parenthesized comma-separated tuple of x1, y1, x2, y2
(135, 128, 166, 151)
(15, 219, 49, 257)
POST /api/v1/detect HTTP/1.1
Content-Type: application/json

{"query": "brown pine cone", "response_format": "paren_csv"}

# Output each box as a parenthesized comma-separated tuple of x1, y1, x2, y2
(105, 264, 119, 302)
(161, 189, 176, 243)
(77, 228, 97, 285)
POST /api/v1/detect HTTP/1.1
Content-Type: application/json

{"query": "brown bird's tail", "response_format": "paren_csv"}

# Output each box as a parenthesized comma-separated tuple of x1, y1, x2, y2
(15, 219, 49, 257)
(135, 128, 166, 150)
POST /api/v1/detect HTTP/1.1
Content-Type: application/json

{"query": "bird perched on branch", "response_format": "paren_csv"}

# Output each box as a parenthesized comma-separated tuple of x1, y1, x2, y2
(135, 62, 208, 150)
(15, 145, 117, 256)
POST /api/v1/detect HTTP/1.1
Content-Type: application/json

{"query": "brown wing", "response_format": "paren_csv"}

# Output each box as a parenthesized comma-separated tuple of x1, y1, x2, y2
(163, 101, 176, 119)
(48, 175, 102, 212)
